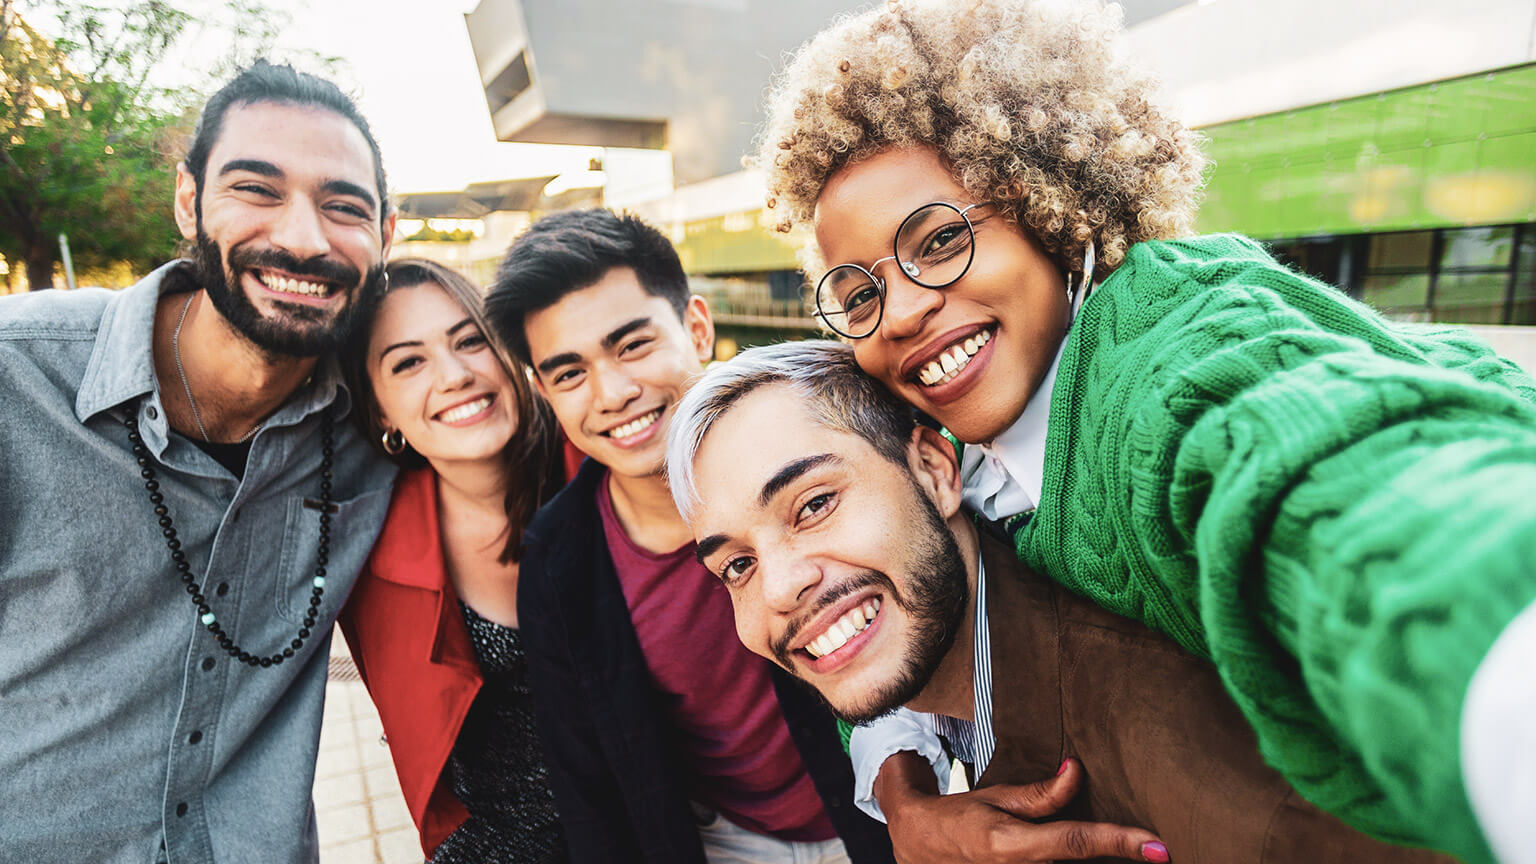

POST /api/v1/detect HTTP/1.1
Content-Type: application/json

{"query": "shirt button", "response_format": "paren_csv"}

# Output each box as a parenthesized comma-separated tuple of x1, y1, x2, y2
(216, 582, 230, 597)
(201, 657, 215, 672)
(147, 405, 159, 420)
(188, 730, 203, 745)
(175, 802, 188, 817)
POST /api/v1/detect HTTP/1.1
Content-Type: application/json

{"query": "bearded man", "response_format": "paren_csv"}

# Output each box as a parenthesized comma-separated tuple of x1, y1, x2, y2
(665, 341, 1456, 864)
(0, 62, 397, 863)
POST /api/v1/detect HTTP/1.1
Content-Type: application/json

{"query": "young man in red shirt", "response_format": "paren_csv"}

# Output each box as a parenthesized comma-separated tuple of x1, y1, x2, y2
(484, 208, 893, 864)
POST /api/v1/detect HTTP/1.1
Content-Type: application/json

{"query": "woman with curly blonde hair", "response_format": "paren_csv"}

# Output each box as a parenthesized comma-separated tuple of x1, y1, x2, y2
(756, 3, 1536, 864)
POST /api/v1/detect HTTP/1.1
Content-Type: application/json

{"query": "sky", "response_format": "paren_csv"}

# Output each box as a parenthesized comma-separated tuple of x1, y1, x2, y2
(164, 0, 601, 195)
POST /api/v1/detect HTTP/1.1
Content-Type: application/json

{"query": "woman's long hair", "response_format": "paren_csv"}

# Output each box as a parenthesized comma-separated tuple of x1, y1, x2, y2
(343, 257, 564, 563)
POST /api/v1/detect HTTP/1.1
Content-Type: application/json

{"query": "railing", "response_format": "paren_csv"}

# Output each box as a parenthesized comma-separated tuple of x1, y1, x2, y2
(706, 296, 822, 332)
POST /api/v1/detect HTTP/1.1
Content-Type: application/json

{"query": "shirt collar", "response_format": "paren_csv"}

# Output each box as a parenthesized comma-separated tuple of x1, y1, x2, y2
(73, 261, 354, 427)
(74, 261, 182, 423)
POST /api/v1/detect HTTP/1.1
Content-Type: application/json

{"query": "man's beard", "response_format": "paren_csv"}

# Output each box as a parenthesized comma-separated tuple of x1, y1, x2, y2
(193, 229, 382, 357)
(771, 483, 969, 725)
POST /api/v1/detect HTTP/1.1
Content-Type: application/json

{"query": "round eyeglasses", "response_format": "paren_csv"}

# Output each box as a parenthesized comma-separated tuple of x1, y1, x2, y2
(815, 202, 987, 339)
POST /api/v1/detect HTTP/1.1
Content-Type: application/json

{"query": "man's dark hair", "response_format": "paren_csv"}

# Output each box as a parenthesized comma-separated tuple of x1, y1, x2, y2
(183, 60, 389, 226)
(486, 208, 689, 365)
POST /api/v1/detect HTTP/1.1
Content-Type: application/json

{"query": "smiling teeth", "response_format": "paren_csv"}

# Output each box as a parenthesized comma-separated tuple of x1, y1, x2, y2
(259, 272, 330, 297)
(438, 396, 492, 423)
(917, 329, 991, 387)
(609, 409, 661, 440)
(805, 598, 881, 659)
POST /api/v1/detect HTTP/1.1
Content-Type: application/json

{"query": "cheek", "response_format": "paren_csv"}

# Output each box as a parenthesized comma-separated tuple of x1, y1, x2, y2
(546, 390, 589, 436)
(852, 340, 899, 388)
(370, 379, 420, 430)
(731, 591, 773, 657)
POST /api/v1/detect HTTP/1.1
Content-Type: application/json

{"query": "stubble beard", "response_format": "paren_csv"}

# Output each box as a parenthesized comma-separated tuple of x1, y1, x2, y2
(773, 484, 970, 725)
(193, 228, 382, 358)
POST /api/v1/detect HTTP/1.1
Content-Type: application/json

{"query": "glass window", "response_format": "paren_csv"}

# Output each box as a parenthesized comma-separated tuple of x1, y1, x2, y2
(1362, 273, 1430, 321)
(1368, 231, 1433, 271)
(1440, 226, 1514, 270)
(1513, 229, 1536, 325)
(1434, 272, 1508, 324)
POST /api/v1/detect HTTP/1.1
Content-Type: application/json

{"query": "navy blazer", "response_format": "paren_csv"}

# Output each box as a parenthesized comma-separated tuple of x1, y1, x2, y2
(518, 458, 894, 864)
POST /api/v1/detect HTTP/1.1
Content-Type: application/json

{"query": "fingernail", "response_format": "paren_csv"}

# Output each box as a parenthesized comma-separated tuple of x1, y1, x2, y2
(1141, 841, 1170, 863)
(1056, 759, 1070, 776)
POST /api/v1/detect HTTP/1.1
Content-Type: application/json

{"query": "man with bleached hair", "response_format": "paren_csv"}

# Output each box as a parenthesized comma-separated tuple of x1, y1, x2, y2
(665, 339, 1453, 864)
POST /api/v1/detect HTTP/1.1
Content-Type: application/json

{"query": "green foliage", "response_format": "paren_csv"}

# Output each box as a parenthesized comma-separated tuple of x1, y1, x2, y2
(0, 0, 323, 289)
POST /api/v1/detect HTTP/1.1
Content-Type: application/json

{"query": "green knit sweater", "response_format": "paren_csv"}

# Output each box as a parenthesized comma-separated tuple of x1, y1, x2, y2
(1015, 234, 1536, 864)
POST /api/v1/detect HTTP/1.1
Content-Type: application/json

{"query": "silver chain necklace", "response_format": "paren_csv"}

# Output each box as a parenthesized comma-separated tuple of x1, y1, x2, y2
(172, 292, 261, 444)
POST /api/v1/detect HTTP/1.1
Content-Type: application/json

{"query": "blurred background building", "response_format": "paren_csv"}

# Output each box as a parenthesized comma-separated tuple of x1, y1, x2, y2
(452, 0, 1536, 365)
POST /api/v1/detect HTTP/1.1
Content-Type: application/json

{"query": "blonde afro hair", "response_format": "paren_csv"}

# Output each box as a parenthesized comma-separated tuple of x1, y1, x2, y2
(756, 0, 1206, 274)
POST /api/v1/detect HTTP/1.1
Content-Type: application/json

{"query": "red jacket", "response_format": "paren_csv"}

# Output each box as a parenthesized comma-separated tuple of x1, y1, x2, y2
(338, 441, 584, 857)
(338, 467, 479, 856)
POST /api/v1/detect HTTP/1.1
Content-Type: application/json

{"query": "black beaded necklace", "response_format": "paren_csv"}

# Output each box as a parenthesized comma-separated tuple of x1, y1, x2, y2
(124, 407, 334, 668)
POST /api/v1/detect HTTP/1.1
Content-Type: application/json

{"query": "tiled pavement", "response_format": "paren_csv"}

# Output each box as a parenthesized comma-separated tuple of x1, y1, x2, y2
(315, 633, 425, 864)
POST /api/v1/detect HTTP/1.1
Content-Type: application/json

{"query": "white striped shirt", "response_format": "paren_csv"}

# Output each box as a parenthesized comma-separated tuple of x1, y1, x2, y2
(932, 553, 996, 775)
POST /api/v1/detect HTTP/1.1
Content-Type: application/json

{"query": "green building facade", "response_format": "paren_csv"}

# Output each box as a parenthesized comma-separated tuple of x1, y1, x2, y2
(1198, 63, 1536, 325)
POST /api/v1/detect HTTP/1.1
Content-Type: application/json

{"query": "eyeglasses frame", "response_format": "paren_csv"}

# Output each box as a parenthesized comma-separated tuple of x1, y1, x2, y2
(814, 201, 989, 340)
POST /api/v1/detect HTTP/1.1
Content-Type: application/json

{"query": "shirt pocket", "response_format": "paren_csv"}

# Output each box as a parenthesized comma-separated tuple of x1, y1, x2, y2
(274, 489, 390, 624)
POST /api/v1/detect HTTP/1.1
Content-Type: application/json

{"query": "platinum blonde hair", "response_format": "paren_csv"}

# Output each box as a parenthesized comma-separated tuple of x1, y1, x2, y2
(666, 341, 915, 523)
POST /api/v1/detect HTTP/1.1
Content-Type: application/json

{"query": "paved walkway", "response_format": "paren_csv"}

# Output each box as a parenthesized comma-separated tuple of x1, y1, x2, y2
(315, 633, 424, 864)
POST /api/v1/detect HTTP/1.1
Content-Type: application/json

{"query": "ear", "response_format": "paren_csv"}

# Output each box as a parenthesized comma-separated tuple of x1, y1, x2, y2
(380, 209, 397, 260)
(907, 425, 964, 520)
(173, 163, 199, 241)
(683, 294, 716, 364)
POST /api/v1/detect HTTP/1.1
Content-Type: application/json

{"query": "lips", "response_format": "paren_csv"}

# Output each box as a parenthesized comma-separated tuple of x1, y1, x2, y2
(602, 408, 662, 441)
(804, 597, 881, 658)
(256, 269, 336, 298)
(915, 329, 992, 386)
(435, 394, 494, 425)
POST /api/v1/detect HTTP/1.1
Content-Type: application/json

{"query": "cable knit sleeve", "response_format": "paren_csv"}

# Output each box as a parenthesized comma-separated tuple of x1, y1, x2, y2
(1018, 235, 1536, 864)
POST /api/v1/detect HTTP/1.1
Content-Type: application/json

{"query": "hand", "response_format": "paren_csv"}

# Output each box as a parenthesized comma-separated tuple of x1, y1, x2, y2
(875, 753, 1169, 864)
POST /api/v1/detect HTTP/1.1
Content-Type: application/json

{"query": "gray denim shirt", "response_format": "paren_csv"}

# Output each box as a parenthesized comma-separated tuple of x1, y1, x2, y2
(0, 263, 396, 863)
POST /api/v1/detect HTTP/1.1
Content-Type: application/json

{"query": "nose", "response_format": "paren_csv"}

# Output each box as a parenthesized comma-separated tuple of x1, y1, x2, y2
(877, 263, 943, 341)
(269, 199, 330, 261)
(435, 351, 474, 392)
(591, 362, 642, 412)
(760, 553, 822, 615)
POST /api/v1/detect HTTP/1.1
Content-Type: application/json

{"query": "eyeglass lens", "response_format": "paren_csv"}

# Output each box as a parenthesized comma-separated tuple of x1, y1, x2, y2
(815, 202, 976, 338)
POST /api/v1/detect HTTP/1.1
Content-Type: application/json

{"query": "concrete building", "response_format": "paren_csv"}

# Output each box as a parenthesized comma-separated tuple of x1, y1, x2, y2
(462, 0, 1536, 368)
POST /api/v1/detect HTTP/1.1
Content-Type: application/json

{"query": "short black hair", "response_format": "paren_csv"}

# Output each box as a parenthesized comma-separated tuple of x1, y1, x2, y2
(486, 208, 689, 365)
(184, 60, 389, 226)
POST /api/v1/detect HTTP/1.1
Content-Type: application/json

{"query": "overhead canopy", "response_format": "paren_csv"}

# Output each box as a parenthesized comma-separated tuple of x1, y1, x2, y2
(395, 175, 558, 219)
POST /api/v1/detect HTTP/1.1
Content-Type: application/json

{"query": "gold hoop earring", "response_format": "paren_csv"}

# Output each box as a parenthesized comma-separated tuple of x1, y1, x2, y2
(381, 429, 406, 455)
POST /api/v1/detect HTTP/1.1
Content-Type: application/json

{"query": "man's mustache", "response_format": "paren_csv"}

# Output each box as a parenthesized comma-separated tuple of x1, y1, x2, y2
(228, 246, 362, 287)
(771, 570, 898, 669)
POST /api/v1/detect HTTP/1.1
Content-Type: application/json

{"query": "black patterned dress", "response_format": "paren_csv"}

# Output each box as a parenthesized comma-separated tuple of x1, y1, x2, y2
(430, 603, 568, 864)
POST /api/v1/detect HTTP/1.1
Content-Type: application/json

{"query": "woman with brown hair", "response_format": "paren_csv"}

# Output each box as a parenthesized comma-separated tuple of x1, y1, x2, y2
(338, 257, 568, 862)
(755, 3, 1536, 863)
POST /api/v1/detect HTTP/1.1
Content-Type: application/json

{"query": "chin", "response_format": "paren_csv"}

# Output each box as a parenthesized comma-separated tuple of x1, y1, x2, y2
(820, 679, 920, 726)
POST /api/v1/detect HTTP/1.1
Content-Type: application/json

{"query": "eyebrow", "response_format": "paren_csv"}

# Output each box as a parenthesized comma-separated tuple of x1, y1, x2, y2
(535, 316, 654, 375)
(694, 452, 843, 567)
(219, 159, 378, 212)
(322, 178, 378, 211)
(378, 318, 475, 361)
(536, 351, 581, 376)
(601, 317, 653, 350)
(695, 534, 729, 566)
(760, 453, 841, 509)
(219, 159, 282, 179)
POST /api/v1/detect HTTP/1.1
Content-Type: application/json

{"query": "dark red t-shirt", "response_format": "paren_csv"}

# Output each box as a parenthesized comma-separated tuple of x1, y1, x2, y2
(597, 474, 836, 841)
